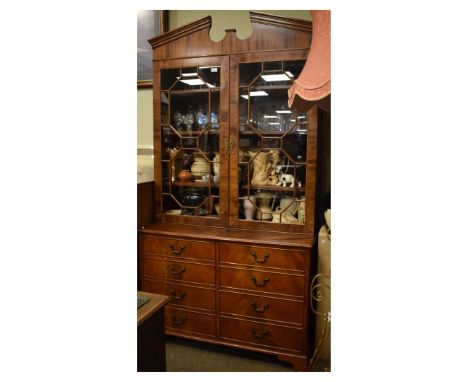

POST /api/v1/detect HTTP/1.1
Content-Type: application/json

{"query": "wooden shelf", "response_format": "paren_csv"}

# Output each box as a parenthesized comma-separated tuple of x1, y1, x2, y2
(162, 87, 220, 94)
(166, 181, 220, 188)
(241, 185, 305, 192)
(161, 129, 220, 136)
(239, 130, 307, 136)
(239, 84, 292, 91)
(238, 161, 307, 166)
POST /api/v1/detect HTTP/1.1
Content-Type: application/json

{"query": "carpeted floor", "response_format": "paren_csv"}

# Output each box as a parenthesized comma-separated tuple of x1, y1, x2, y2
(165, 336, 295, 372)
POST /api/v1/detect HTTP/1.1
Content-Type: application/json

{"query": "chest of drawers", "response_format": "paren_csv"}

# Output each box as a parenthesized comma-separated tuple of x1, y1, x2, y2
(139, 223, 314, 371)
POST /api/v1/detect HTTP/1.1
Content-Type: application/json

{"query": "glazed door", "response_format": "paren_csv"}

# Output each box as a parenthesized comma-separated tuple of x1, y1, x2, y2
(154, 56, 230, 227)
(229, 51, 317, 233)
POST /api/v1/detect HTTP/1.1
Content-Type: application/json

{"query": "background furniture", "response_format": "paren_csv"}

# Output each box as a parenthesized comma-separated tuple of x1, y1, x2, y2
(139, 12, 324, 371)
(137, 291, 171, 372)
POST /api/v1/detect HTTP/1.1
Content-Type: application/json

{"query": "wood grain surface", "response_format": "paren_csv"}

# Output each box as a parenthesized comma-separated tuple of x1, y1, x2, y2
(137, 291, 171, 326)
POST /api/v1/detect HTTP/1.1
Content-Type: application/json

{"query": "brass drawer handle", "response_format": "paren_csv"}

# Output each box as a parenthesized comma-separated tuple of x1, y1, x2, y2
(168, 245, 186, 255)
(250, 301, 269, 312)
(251, 276, 270, 287)
(170, 290, 186, 301)
(250, 251, 270, 263)
(169, 265, 186, 274)
(250, 328, 269, 339)
(171, 315, 187, 325)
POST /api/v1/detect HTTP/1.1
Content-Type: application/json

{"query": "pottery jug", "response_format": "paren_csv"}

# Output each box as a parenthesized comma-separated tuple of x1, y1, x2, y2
(242, 197, 256, 221)
(273, 208, 299, 224)
(280, 196, 299, 216)
(298, 199, 306, 224)
(190, 155, 210, 178)
(213, 152, 220, 177)
(255, 192, 274, 221)
(271, 211, 282, 223)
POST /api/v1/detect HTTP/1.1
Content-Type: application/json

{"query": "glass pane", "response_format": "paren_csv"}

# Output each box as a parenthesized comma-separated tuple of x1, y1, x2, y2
(238, 132, 261, 153)
(238, 59, 307, 225)
(161, 92, 169, 124)
(248, 89, 294, 133)
(239, 62, 262, 86)
(263, 61, 282, 71)
(199, 66, 221, 87)
(161, 69, 180, 90)
(160, 64, 221, 218)
(210, 91, 220, 129)
(170, 92, 209, 134)
(283, 124, 308, 162)
(284, 60, 306, 78)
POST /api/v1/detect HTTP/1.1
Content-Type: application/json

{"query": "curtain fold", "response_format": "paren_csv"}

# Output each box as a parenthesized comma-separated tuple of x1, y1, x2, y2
(288, 10, 331, 112)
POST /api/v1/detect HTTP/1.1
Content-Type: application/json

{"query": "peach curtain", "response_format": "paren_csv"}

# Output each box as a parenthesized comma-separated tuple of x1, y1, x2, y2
(288, 10, 331, 112)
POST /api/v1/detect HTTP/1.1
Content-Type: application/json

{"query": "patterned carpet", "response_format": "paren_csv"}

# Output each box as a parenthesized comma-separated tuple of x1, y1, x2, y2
(165, 336, 294, 372)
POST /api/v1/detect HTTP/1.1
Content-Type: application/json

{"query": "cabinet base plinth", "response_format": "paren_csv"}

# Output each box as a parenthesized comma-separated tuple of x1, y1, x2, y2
(277, 354, 308, 372)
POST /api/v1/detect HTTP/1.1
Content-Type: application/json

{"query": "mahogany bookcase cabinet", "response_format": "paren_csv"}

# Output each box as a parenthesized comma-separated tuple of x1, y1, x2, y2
(139, 12, 320, 371)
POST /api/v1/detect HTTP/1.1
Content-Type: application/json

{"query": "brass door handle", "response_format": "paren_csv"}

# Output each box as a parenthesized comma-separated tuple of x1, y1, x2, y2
(250, 251, 270, 263)
(170, 290, 186, 300)
(169, 265, 186, 274)
(250, 301, 269, 312)
(251, 276, 270, 287)
(171, 315, 187, 325)
(250, 328, 269, 339)
(168, 245, 185, 255)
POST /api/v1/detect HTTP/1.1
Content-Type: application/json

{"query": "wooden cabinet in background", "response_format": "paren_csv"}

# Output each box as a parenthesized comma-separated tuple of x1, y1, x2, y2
(139, 12, 319, 371)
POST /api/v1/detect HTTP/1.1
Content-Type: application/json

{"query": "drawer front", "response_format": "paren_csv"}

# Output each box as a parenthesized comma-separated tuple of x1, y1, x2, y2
(219, 317, 305, 352)
(142, 257, 215, 285)
(165, 307, 216, 338)
(220, 243, 306, 271)
(142, 279, 215, 311)
(219, 290, 304, 325)
(219, 267, 304, 297)
(141, 235, 216, 262)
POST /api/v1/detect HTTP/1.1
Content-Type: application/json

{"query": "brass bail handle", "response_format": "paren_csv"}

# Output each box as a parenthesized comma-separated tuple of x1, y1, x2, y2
(170, 290, 186, 300)
(250, 251, 270, 263)
(169, 265, 186, 274)
(250, 301, 269, 312)
(251, 276, 270, 287)
(168, 244, 185, 255)
(250, 328, 269, 339)
(171, 315, 187, 325)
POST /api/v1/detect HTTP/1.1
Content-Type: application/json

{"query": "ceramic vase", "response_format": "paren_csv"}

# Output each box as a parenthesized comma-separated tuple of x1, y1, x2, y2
(177, 169, 193, 182)
(190, 156, 210, 178)
(243, 197, 256, 221)
(298, 199, 306, 224)
(213, 152, 220, 177)
(280, 196, 299, 216)
(255, 192, 274, 220)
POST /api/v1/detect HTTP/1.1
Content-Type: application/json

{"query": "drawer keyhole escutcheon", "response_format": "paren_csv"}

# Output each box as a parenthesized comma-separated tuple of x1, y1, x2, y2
(168, 245, 186, 255)
(250, 301, 269, 312)
(171, 315, 187, 325)
(250, 251, 270, 263)
(250, 328, 269, 339)
(251, 276, 270, 287)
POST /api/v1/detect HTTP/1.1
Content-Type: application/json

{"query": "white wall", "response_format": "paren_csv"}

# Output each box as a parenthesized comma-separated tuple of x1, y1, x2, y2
(137, 88, 153, 149)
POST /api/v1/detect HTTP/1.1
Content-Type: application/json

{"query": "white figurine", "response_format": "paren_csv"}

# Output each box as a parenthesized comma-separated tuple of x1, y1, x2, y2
(275, 165, 295, 187)
(278, 173, 295, 188)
